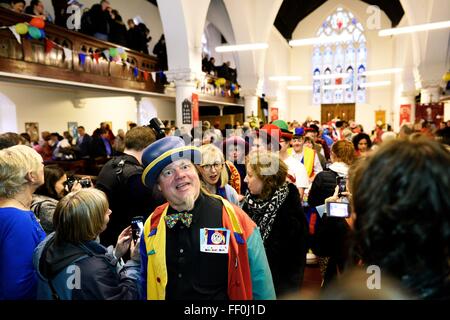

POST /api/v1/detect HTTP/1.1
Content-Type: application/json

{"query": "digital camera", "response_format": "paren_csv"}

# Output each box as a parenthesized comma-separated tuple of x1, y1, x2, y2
(65, 176, 92, 191)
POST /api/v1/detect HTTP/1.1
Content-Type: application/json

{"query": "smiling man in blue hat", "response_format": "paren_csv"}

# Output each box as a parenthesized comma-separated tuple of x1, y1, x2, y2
(139, 136, 275, 300)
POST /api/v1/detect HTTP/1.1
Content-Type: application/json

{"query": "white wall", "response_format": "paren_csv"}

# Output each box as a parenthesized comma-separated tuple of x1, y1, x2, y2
(204, 22, 236, 69)
(0, 93, 18, 133)
(41, 0, 164, 53)
(289, 0, 394, 132)
(263, 27, 291, 120)
(0, 81, 175, 135)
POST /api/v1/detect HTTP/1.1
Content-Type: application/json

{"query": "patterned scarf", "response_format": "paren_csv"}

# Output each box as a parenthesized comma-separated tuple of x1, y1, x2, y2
(245, 183, 289, 242)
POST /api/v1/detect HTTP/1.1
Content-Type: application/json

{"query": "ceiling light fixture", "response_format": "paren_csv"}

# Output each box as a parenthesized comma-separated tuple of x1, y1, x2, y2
(289, 34, 352, 47)
(379, 20, 450, 36)
(215, 43, 268, 53)
(269, 76, 302, 81)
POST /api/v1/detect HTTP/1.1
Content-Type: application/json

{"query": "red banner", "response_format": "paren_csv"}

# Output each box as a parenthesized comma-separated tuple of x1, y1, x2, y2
(192, 93, 199, 126)
(399, 104, 411, 126)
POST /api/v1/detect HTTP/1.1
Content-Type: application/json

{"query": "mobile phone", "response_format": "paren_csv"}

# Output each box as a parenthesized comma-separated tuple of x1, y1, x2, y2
(337, 176, 347, 197)
(326, 201, 350, 218)
(131, 216, 144, 243)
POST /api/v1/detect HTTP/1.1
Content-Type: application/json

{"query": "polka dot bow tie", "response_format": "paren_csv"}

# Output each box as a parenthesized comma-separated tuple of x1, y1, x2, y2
(164, 212, 193, 229)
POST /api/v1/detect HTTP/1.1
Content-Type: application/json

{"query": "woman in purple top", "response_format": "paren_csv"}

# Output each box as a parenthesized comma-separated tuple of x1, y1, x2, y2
(0, 145, 46, 300)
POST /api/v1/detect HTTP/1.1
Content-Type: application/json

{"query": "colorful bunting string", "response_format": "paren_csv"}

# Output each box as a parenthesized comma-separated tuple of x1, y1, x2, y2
(1, 22, 155, 82)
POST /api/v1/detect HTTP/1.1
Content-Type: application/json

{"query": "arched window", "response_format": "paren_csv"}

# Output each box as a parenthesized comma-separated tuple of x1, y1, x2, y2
(312, 7, 367, 105)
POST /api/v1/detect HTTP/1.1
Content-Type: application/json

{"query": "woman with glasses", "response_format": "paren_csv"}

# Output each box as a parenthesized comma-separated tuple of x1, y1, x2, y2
(197, 144, 240, 205)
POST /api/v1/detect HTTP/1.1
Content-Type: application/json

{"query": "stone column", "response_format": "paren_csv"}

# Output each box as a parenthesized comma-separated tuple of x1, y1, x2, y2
(241, 88, 259, 121)
(166, 68, 198, 133)
(135, 96, 142, 125)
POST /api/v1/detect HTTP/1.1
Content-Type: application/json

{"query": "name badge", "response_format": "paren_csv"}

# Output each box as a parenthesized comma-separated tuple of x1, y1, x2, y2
(200, 228, 230, 254)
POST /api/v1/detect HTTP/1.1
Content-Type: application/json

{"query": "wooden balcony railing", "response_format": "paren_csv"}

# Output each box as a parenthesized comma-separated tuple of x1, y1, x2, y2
(0, 7, 164, 93)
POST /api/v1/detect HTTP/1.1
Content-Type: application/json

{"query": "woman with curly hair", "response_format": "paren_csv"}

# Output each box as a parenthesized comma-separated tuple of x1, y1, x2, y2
(350, 138, 450, 299)
(352, 132, 372, 157)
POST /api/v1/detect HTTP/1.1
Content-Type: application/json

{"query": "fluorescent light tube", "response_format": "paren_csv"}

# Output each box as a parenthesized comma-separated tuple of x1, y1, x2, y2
(379, 21, 450, 36)
(215, 43, 268, 52)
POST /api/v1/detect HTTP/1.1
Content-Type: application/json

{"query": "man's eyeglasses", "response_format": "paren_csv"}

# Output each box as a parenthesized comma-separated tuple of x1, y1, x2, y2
(200, 163, 223, 171)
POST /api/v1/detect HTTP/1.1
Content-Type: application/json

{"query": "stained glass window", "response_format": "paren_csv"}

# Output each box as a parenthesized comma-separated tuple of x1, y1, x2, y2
(312, 7, 366, 104)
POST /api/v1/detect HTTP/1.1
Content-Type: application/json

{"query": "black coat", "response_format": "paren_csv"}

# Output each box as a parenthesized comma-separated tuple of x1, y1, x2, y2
(75, 134, 92, 158)
(307, 168, 352, 287)
(109, 20, 128, 47)
(308, 170, 338, 208)
(95, 154, 165, 247)
(87, 4, 112, 36)
(89, 136, 111, 159)
(242, 183, 308, 296)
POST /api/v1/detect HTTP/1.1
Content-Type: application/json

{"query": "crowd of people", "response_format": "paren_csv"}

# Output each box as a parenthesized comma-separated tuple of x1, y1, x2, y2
(0, 115, 449, 300)
(202, 55, 238, 83)
(0, 0, 167, 62)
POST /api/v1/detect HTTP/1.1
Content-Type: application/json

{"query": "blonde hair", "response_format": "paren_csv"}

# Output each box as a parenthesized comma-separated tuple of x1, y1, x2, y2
(53, 189, 109, 245)
(198, 144, 228, 188)
(0, 145, 42, 198)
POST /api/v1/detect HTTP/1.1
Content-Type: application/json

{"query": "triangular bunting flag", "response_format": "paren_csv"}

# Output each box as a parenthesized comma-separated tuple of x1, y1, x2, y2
(103, 49, 110, 61)
(63, 47, 72, 62)
(93, 52, 100, 63)
(150, 72, 156, 82)
(8, 26, 21, 44)
(78, 53, 86, 65)
(45, 39, 54, 53)
(143, 71, 149, 81)
(133, 67, 139, 78)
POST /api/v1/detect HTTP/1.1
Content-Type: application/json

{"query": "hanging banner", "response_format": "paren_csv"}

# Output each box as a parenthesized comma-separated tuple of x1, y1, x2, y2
(375, 110, 385, 126)
(399, 104, 411, 126)
(415, 103, 444, 127)
(270, 107, 279, 122)
(192, 93, 199, 126)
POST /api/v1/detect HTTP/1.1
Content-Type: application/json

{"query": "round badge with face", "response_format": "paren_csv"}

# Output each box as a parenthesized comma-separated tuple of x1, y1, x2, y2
(211, 231, 225, 245)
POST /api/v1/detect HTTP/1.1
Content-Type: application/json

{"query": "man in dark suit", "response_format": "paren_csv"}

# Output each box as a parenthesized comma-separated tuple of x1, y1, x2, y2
(75, 126, 92, 158)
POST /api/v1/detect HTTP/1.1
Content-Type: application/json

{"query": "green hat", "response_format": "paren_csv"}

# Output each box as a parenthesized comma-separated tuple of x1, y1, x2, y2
(272, 120, 289, 131)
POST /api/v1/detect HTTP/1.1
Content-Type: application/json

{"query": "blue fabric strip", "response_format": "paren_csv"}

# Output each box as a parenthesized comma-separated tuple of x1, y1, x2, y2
(234, 232, 245, 245)
(149, 228, 157, 237)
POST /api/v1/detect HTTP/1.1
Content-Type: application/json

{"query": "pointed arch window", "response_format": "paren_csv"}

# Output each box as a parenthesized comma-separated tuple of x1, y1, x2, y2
(312, 7, 367, 104)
